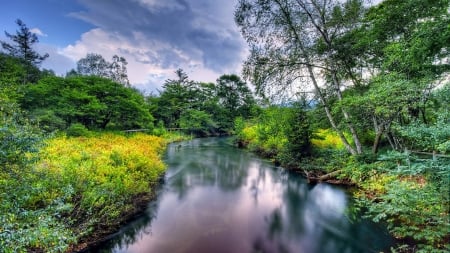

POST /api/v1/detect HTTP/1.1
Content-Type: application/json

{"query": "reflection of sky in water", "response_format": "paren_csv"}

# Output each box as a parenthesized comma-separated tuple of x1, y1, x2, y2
(93, 138, 393, 253)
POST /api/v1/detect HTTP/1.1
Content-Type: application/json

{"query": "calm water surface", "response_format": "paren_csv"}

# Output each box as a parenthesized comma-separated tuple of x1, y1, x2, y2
(91, 137, 393, 253)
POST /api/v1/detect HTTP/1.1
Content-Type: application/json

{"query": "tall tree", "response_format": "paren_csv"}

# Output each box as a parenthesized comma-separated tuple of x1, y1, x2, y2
(235, 0, 366, 154)
(109, 55, 130, 86)
(76, 53, 110, 77)
(216, 74, 256, 129)
(342, 0, 450, 153)
(153, 69, 197, 128)
(76, 53, 130, 86)
(1, 19, 49, 66)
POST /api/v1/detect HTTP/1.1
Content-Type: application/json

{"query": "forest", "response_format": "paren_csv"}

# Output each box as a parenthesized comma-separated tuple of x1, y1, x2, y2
(1, 0, 449, 252)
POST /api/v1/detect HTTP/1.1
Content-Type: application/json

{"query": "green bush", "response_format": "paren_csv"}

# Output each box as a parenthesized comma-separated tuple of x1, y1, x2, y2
(66, 123, 91, 137)
(355, 151, 450, 252)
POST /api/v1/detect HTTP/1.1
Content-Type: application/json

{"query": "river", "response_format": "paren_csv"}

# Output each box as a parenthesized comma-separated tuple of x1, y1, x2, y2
(88, 137, 393, 253)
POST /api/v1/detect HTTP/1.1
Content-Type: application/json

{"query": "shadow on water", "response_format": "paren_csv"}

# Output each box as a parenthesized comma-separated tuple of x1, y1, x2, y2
(87, 137, 394, 253)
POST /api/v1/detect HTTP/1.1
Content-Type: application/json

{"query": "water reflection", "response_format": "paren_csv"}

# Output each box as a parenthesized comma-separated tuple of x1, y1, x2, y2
(90, 137, 393, 253)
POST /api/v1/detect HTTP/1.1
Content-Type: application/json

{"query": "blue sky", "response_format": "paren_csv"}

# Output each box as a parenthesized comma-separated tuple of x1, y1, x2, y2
(1, 0, 94, 46)
(0, 0, 247, 92)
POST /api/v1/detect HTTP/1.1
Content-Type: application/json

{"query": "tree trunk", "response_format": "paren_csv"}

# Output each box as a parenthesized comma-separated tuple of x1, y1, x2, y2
(318, 170, 342, 181)
(372, 124, 384, 154)
(306, 65, 357, 155)
(331, 72, 363, 154)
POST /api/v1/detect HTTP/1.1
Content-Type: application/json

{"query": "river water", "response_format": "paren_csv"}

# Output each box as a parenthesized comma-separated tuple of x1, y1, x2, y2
(90, 137, 393, 253)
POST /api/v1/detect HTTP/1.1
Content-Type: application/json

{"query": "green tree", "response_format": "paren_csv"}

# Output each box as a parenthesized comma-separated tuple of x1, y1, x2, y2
(235, 0, 366, 155)
(21, 76, 153, 131)
(1, 19, 49, 66)
(1, 20, 48, 83)
(216, 74, 256, 130)
(283, 102, 312, 163)
(336, 0, 450, 153)
(153, 69, 196, 128)
(179, 109, 216, 136)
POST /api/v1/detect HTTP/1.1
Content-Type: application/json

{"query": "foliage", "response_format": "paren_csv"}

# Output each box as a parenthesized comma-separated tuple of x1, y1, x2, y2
(179, 109, 217, 136)
(66, 123, 92, 137)
(311, 129, 348, 150)
(394, 84, 450, 153)
(21, 75, 153, 131)
(0, 78, 73, 251)
(1, 19, 49, 66)
(152, 69, 256, 135)
(74, 53, 130, 86)
(0, 52, 30, 88)
(234, 104, 311, 164)
(352, 150, 450, 252)
(278, 102, 312, 166)
(0, 172, 76, 252)
(0, 84, 41, 175)
(0, 133, 168, 252)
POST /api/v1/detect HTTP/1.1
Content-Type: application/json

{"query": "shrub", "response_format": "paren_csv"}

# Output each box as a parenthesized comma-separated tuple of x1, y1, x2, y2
(66, 123, 91, 137)
(355, 151, 450, 252)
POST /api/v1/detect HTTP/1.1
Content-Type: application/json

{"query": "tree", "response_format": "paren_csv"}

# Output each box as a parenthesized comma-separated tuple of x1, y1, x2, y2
(235, 0, 366, 155)
(153, 69, 196, 128)
(284, 102, 312, 161)
(179, 109, 216, 136)
(338, 0, 450, 153)
(109, 55, 130, 86)
(76, 53, 110, 77)
(76, 53, 130, 86)
(216, 74, 256, 130)
(21, 76, 153, 131)
(1, 19, 49, 66)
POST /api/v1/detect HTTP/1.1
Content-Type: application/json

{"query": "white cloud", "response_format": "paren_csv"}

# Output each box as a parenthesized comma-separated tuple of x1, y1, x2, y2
(30, 28, 47, 37)
(59, 27, 237, 92)
(59, 0, 248, 92)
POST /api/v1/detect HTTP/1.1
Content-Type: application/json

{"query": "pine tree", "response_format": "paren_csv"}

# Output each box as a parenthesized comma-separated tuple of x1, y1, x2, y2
(1, 19, 49, 66)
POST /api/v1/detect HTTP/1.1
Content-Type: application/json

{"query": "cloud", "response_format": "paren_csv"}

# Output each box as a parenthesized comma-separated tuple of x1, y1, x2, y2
(30, 28, 47, 37)
(59, 0, 247, 91)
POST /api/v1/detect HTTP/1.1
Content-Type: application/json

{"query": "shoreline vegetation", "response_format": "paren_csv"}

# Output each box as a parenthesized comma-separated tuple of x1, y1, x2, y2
(1, 130, 190, 253)
(233, 121, 449, 252)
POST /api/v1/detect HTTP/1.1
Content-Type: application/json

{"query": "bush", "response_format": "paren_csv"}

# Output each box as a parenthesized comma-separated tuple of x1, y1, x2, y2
(355, 151, 450, 252)
(66, 123, 91, 137)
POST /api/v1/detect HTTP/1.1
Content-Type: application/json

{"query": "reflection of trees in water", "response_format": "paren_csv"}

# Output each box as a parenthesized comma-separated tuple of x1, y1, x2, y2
(252, 171, 380, 253)
(251, 172, 310, 253)
(167, 140, 252, 199)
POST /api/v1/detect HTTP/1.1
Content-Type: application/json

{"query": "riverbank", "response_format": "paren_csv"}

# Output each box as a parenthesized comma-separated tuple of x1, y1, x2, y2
(80, 137, 396, 252)
(0, 132, 190, 253)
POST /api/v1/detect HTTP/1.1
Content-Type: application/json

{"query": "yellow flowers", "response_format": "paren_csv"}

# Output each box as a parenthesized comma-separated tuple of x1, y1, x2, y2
(36, 133, 167, 222)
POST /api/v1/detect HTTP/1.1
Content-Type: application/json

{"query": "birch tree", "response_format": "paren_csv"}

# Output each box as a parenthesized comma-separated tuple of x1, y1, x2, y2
(235, 0, 366, 154)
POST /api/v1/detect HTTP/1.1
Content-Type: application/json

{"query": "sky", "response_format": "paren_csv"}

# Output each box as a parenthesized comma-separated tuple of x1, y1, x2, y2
(0, 0, 247, 93)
